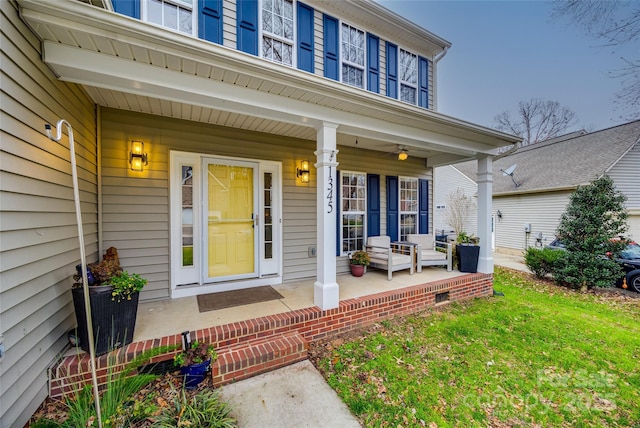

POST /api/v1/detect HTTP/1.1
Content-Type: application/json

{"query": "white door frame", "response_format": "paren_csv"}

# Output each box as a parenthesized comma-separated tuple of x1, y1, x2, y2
(170, 151, 282, 298)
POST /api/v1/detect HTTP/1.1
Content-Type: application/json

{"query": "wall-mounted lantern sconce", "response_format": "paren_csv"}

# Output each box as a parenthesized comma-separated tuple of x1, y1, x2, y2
(496, 210, 502, 220)
(296, 160, 310, 183)
(129, 141, 148, 171)
(398, 149, 408, 161)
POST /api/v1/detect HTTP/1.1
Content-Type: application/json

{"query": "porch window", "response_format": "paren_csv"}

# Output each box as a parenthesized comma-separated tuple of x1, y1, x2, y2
(261, 0, 294, 66)
(341, 23, 365, 88)
(341, 171, 366, 253)
(399, 48, 417, 104)
(145, 0, 195, 35)
(399, 177, 418, 241)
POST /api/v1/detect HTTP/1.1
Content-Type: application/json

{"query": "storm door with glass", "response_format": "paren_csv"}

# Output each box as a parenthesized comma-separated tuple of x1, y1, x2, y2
(204, 159, 258, 281)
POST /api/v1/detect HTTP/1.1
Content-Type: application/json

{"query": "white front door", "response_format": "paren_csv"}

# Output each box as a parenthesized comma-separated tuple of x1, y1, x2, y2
(170, 151, 282, 296)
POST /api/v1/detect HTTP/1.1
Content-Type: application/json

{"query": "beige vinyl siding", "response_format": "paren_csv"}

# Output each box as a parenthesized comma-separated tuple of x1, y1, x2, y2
(433, 165, 478, 236)
(222, 0, 236, 49)
(1, 2, 98, 426)
(100, 108, 433, 287)
(608, 143, 640, 240)
(313, 9, 324, 77)
(493, 191, 571, 254)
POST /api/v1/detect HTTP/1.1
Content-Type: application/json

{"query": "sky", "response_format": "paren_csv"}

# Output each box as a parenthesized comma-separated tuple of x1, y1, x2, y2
(377, 0, 637, 133)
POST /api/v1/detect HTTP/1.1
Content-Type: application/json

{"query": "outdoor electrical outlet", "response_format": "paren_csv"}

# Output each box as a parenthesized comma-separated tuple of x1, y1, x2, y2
(308, 246, 317, 257)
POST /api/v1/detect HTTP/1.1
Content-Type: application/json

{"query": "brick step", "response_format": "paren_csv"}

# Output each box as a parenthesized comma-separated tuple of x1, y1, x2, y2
(211, 331, 308, 386)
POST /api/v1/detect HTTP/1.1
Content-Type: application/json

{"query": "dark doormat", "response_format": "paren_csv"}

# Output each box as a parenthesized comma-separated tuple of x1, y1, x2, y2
(196, 286, 284, 313)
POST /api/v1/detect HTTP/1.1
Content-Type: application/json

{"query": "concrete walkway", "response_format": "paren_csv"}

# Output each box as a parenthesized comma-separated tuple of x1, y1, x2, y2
(493, 252, 529, 273)
(219, 360, 362, 428)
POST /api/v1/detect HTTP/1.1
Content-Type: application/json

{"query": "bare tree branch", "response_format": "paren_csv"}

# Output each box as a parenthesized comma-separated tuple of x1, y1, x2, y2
(494, 99, 577, 145)
(443, 189, 475, 236)
(553, 0, 640, 120)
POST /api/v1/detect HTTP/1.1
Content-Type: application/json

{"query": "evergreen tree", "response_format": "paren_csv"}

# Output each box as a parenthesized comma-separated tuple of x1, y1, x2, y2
(554, 175, 629, 289)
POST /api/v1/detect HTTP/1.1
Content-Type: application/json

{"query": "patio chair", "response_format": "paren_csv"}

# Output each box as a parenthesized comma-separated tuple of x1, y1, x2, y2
(365, 236, 415, 281)
(407, 234, 452, 272)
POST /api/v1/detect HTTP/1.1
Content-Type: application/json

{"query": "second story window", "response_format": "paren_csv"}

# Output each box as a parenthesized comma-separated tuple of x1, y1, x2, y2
(341, 23, 365, 88)
(399, 48, 417, 104)
(262, 0, 294, 66)
(146, 0, 194, 35)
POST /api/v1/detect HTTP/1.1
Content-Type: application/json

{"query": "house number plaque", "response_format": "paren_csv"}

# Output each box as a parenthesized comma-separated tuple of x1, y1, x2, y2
(327, 166, 334, 213)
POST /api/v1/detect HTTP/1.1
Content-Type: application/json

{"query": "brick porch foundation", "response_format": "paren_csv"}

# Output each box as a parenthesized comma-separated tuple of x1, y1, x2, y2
(49, 273, 492, 398)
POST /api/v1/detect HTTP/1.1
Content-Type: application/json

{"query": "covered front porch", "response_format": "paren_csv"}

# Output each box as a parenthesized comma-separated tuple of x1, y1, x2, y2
(50, 268, 493, 399)
(134, 266, 463, 342)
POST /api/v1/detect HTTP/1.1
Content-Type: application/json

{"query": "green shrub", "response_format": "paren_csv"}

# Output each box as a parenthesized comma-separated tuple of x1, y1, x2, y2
(524, 247, 566, 278)
(554, 176, 628, 289)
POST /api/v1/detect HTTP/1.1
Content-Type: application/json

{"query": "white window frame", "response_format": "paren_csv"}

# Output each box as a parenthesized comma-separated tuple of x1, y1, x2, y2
(340, 21, 366, 89)
(141, 0, 197, 36)
(340, 171, 367, 254)
(259, 0, 296, 67)
(399, 47, 418, 105)
(399, 177, 419, 241)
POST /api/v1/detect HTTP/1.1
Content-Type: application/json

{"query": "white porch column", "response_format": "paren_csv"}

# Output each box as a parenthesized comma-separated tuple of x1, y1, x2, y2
(314, 122, 340, 310)
(477, 155, 494, 273)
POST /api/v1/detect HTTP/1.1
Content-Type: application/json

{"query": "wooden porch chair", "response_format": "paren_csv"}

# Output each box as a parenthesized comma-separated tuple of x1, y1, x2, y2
(407, 234, 453, 272)
(365, 236, 415, 281)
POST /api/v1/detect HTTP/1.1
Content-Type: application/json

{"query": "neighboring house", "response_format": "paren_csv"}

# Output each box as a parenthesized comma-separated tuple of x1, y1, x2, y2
(433, 161, 478, 238)
(0, 0, 519, 425)
(435, 122, 640, 255)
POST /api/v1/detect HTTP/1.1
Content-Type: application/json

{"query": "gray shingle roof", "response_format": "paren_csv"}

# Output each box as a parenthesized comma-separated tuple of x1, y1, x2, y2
(452, 121, 640, 195)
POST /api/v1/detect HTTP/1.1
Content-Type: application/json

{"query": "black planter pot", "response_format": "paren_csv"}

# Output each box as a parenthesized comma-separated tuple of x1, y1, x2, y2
(72, 286, 139, 356)
(456, 245, 480, 273)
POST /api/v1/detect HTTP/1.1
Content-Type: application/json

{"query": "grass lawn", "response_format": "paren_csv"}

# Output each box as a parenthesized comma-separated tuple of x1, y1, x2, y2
(311, 268, 640, 427)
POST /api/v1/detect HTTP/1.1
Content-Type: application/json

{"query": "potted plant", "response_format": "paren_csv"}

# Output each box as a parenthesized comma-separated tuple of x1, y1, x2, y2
(72, 247, 146, 355)
(455, 232, 480, 273)
(174, 340, 217, 389)
(349, 250, 370, 277)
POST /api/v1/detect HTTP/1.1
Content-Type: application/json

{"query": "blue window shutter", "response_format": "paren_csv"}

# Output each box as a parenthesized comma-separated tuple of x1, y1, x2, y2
(237, 0, 258, 55)
(366, 33, 379, 93)
(419, 179, 429, 234)
(323, 14, 339, 80)
(386, 42, 398, 98)
(386, 176, 399, 242)
(199, 0, 223, 44)
(297, 2, 315, 73)
(336, 170, 341, 256)
(367, 174, 380, 237)
(418, 56, 429, 108)
(112, 0, 140, 19)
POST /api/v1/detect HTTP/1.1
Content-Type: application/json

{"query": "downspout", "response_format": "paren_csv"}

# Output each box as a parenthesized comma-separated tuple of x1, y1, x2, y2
(432, 47, 448, 111)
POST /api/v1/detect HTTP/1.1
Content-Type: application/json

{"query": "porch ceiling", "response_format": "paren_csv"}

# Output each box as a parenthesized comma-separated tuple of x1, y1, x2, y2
(19, 0, 520, 166)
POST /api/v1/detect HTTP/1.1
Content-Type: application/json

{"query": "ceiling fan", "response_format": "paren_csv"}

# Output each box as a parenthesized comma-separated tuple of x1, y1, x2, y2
(380, 145, 409, 161)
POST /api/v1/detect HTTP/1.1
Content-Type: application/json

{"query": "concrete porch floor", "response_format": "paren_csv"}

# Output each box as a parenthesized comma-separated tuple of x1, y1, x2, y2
(133, 267, 463, 343)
